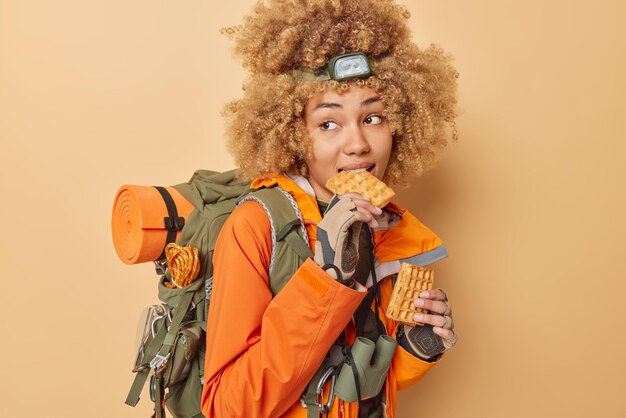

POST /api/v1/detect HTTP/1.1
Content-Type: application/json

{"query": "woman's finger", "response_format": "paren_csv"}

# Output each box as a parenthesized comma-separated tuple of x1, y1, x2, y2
(413, 312, 453, 329)
(339, 193, 381, 215)
(418, 288, 448, 302)
(351, 209, 378, 228)
(349, 205, 381, 228)
(414, 297, 450, 316)
(433, 327, 458, 348)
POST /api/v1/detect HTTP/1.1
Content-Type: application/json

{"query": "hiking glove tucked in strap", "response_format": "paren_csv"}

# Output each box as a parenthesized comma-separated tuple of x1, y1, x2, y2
(314, 196, 363, 288)
(397, 323, 457, 361)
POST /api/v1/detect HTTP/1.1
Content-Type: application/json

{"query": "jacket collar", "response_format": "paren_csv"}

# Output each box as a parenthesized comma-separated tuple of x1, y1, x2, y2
(251, 173, 323, 245)
(250, 172, 443, 264)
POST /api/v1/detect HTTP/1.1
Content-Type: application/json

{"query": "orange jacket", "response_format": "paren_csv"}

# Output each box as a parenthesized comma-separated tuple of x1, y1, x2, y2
(201, 174, 447, 418)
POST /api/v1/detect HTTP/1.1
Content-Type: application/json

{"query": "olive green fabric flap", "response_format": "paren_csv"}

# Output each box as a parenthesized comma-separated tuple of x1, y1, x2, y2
(173, 169, 250, 210)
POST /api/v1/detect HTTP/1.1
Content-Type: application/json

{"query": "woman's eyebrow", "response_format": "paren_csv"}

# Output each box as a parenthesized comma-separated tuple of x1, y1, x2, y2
(312, 96, 381, 112)
(313, 102, 341, 111)
(361, 96, 381, 107)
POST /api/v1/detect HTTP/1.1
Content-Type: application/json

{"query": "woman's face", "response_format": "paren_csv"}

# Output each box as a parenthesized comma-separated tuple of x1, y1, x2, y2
(303, 85, 393, 201)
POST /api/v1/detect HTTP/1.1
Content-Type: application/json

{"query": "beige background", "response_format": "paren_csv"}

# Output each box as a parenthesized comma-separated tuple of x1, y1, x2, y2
(1, 0, 625, 417)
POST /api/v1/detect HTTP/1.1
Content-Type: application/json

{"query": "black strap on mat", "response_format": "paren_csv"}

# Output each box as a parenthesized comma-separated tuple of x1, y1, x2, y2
(154, 186, 185, 260)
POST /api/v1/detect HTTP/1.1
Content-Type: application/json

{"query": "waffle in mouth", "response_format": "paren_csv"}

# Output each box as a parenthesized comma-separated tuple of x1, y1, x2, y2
(325, 170, 395, 208)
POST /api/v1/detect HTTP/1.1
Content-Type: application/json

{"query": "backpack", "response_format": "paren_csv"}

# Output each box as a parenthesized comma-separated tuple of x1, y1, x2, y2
(123, 169, 313, 418)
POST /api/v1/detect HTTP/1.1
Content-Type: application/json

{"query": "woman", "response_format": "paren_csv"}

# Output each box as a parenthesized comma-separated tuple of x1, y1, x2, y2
(202, 0, 459, 417)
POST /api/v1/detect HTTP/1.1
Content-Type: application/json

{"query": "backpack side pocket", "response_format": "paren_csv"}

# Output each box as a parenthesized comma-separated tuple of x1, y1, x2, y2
(164, 321, 205, 387)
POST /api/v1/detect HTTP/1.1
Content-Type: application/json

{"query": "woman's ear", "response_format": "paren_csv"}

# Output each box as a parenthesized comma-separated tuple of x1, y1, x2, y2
(294, 152, 304, 167)
(297, 155, 309, 177)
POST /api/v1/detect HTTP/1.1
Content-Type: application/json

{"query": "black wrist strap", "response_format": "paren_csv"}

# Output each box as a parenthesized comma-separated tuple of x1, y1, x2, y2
(321, 264, 356, 288)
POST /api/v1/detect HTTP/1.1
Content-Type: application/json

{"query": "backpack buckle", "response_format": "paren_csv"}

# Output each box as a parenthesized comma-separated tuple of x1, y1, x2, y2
(154, 259, 167, 275)
(164, 216, 185, 231)
(315, 365, 337, 414)
(149, 353, 171, 373)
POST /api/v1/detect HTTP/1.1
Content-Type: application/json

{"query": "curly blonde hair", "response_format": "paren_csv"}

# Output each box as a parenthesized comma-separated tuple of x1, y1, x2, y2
(224, 0, 458, 185)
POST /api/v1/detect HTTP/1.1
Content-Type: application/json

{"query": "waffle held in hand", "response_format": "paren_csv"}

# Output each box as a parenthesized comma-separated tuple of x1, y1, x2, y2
(385, 263, 434, 326)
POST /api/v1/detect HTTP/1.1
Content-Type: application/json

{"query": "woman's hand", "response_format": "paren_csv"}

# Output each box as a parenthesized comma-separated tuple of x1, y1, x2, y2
(337, 192, 385, 229)
(399, 288, 458, 360)
(313, 193, 382, 287)
(413, 288, 457, 342)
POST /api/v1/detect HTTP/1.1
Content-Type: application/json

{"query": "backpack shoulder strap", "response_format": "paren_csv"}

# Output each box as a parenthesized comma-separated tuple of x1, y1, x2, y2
(239, 187, 314, 295)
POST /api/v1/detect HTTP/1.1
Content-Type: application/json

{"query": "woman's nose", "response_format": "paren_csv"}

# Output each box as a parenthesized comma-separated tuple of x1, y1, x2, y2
(343, 127, 370, 155)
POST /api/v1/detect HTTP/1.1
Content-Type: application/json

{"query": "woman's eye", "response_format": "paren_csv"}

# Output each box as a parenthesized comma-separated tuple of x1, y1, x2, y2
(365, 115, 383, 125)
(320, 121, 338, 131)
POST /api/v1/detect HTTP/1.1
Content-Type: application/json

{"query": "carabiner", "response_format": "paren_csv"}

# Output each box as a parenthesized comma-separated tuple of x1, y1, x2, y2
(150, 313, 165, 338)
(316, 366, 337, 414)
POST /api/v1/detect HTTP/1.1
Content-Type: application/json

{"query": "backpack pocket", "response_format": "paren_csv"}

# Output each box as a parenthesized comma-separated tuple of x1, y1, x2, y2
(164, 329, 206, 418)
(165, 321, 205, 387)
(164, 354, 205, 418)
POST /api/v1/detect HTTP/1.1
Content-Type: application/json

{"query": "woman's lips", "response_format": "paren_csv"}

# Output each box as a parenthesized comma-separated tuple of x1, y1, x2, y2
(339, 162, 374, 172)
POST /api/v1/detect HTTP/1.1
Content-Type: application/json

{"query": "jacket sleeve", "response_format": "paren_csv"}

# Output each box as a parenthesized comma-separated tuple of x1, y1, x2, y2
(390, 334, 440, 390)
(200, 201, 366, 418)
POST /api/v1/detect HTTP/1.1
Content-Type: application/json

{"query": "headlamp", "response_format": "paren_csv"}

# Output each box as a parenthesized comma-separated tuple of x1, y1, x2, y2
(327, 52, 372, 81)
(291, 52, 372, 82)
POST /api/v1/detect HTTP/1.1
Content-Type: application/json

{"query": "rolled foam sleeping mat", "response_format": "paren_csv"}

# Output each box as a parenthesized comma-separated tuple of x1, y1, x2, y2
(111, 184, 195, 264)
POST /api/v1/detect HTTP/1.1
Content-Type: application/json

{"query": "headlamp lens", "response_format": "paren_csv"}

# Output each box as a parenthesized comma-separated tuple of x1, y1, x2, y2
(328, 53, 371, 81)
